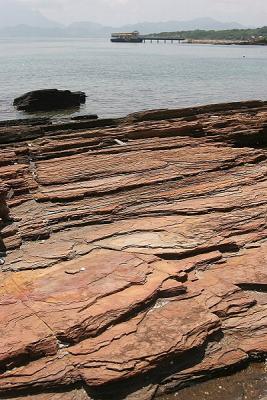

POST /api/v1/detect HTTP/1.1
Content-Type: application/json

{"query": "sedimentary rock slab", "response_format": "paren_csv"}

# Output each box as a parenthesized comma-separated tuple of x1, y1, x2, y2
(0, 101, 267, 399)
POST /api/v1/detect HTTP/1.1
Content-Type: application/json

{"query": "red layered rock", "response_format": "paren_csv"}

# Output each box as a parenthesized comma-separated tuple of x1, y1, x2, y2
(0, 101, 266, 399)
(0, 181, 10, 258)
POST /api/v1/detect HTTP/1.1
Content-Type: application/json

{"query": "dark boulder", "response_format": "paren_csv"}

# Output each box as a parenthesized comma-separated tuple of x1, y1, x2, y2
(13, 89, 86, 112)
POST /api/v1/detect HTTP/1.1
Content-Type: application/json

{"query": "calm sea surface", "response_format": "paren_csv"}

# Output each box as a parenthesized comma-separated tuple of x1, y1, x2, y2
(0, 37, 267, 121)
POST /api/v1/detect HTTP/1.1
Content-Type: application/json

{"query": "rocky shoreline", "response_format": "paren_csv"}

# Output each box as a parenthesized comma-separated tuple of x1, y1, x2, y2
(0, 100, 267, 399)
(187, 39, 267, 45)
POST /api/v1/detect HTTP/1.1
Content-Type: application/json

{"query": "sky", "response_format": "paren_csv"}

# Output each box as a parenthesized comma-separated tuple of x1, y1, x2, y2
(16, 0, 267, 26)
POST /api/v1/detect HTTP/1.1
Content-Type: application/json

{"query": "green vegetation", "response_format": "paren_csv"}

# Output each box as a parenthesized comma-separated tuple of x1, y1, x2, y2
(148, 26, 267, 43)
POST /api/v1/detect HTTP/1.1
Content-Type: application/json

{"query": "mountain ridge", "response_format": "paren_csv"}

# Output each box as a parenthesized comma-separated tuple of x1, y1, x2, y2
(0, 0, 61, 29)
(0, 12, 251, 37)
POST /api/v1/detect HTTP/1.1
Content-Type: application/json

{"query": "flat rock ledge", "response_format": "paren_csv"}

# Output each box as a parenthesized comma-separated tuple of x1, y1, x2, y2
(0, 100, 267, 400)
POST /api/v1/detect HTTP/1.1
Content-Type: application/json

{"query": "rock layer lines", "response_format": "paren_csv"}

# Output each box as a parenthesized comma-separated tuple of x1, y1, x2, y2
(0, 101, 267, 399)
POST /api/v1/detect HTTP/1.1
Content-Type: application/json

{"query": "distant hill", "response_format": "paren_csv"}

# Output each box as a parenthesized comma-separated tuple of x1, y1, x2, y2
(120, 18, 247, 34)
(0, 0, 61, 29)
(65, 18, 247, 35)
(0, 11, 250, 38)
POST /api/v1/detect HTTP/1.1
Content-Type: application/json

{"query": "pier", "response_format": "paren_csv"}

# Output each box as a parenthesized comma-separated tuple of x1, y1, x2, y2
(141, 36, 185, 43)
(110, 31, 185, 43)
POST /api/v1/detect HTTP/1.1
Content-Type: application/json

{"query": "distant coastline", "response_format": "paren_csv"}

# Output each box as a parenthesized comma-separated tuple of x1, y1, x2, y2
(186, 39, 267, 46)
(145, 26, 267, 46)
(1, 25, 266, 47)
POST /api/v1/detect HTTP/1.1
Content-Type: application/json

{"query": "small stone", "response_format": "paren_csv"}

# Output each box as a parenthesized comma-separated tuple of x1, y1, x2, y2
(114, 138, 126, 146)
(65, 269, 81, 275)
(177, 271, 188, 282)
(7, 188, 14, 200)
(58, 342, 70, 349)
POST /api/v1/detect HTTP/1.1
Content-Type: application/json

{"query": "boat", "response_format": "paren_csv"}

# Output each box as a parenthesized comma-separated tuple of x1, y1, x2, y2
(110, 31, 143, 43)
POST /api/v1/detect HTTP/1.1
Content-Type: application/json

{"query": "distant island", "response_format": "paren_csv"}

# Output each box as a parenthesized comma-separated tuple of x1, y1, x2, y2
(146, 26, 267, 45)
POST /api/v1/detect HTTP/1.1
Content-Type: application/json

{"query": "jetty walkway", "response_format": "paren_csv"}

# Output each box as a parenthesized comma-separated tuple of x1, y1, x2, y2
(141, 36, 185, 43)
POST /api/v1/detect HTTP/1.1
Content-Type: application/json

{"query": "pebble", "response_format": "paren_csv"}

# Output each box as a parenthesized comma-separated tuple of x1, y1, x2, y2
(114, 138, 126, 146)
(65, 268, 81, 275)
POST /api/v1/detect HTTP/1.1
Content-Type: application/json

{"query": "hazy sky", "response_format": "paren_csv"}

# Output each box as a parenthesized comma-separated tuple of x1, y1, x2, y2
(18, 0, 267, 26)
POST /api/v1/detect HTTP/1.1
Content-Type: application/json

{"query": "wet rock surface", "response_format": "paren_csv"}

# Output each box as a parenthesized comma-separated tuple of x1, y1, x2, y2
(13, 89, 86, 112)
(161, 362, 267, 400)
(0, 100, 267, 399)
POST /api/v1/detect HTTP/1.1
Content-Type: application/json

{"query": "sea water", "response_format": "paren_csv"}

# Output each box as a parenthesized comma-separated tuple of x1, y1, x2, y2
(0, 37, 266, 120)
